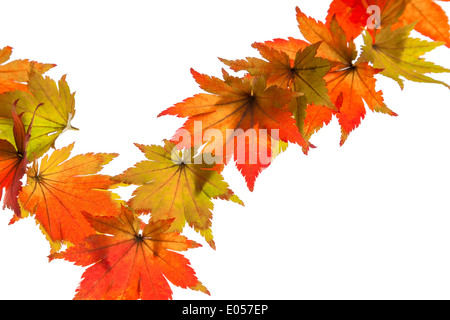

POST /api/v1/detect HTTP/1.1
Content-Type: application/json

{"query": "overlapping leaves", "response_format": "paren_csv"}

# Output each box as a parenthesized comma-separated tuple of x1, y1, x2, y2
(115, 140, 243, 249)
(0, 1, 449, 300)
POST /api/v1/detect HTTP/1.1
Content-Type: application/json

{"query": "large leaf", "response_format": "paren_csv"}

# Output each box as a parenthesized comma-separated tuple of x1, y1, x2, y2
(395, 0, 450, 48)
(158, 69, 308, 190)
(297, 7, 357, 65)
(115, 140, 243, 249)
(360, 23, 450, 89)
(0, 46, 55, 94)
(50, 206, 209, 300)
(297, 10, 397, 144)
(0, 72, 77, 160)
(325, 0, 411, 40)
(220, 42, 335, 137)
(18, 143, 121, 252)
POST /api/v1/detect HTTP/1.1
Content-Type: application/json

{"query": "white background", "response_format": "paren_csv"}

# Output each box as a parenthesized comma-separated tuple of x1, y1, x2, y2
(0, 0, 449, 300)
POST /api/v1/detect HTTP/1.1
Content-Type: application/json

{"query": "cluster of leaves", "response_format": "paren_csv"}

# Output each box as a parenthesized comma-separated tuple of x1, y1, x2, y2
(0, 49, 212, 299)
(1, 0, 449, 300)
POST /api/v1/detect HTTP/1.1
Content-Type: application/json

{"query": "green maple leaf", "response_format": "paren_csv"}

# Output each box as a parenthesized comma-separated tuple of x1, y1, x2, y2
(0, 72, 77, 161)
(114, 140, 243, 249)
(360, 23, 450, 89)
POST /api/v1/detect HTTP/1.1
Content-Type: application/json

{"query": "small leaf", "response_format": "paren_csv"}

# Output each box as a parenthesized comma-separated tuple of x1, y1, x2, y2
(0, 104, 37, 217)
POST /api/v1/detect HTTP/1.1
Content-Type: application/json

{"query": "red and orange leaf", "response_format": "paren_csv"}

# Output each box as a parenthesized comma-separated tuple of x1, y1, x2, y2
(158, 69, 307, 191)
(0, 46, 55, 94)
(326, 0, 369, 41)
(297, 8, 357, 66)
(0, 104, 36, 217)
(18, 143, 121, 251)
(297, 10, 397, 144)
(395, 0, 450, 48)
(50, 206, 209, 300)
(326, 62, 397, 145)
(325, 0, 411, 40)
(303, 104, 334, 142)
(254, 37, 309, 60)
(221, 41, 335, 150)
(221, 42, 334, 108)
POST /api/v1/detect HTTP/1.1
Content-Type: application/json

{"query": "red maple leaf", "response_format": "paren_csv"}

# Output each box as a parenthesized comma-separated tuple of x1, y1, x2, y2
(50, 206, 209, 300)
(0, 102, 38, 217)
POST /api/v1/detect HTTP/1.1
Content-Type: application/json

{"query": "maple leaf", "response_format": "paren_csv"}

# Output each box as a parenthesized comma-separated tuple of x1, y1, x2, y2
(254, 37, 309, 59)
(114, 140, 243, 249)
(326, 0, 411, 40)
(297, 7, 357, 65)
(0, 46, 55, 94)
(0, 72, 77, 161)
(18, 143, 121, 252)
(220, 42, 335, 138)
(302, 103, 334, 142)
(49, 206, 209, 300)
(297, 9, 397, 145)
(0, 103, 38, 217)
(158, 68, 308, 190)
(360, 23, 450, 89)
(246, 37, 335, 145)
(395, 0, 450, 48)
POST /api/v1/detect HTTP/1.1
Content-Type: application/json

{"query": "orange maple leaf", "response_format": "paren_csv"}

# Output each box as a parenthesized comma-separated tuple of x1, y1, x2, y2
(220, 40, 337, 153)
(50, 206, 209, 300)
(247, 37, 336, 143)
(395, 0, 450, 48)
(325, 0, 411, 40)
(0, 46, 55, 94)
(158, 69, 308, 191)
(18, 143, 121, 251)
(253, 37, 309, 59)
(297, 9, 397, 145)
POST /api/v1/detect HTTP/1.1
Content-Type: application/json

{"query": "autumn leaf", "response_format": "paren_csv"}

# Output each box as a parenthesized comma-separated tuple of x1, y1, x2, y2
(0, 46, 55, 94)
(0, 72, 77, 161)
(0, 104, 38, 217)
(297, 7, 357, 65)
(220, 42, 335, 138)
(395, 0, 450, 48)
(244, 37, 333, 146)
(360, 23, 450, 89)
(303, 104, 334, 142)
(49, 206, 209, 300)
(327, 62, 398, 145)
(18, 143, 121, 252)
(158, 68, 308, 190)
(255, 37, 309, 59)
(325, 0, 411, 40)
(297, 9, 397, 144)
(114, 140, 243, 249)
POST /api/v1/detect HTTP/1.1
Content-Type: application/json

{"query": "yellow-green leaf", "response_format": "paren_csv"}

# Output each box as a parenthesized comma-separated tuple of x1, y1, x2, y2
(114, 140, 243, 249)
(0, 72, 77, 160)
(360, 23, 450, 89)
